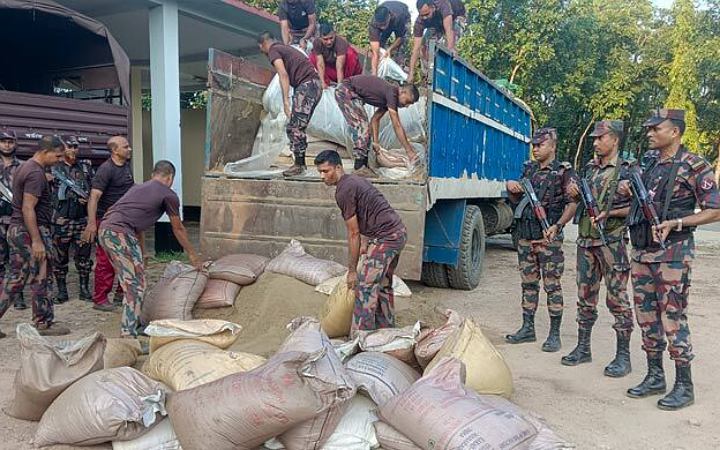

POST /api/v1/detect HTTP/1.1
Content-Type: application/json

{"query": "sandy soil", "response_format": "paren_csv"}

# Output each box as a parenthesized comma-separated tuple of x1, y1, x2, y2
(1, 233, 719, 449)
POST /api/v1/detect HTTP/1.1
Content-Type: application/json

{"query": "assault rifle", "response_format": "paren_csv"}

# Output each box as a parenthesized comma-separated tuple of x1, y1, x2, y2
(520, 178, 552, 236)
(629, 171, 666, 250)
(0, 180, 12, 204)
(579, 178, 608, 245)
(52, 167, 88, 200)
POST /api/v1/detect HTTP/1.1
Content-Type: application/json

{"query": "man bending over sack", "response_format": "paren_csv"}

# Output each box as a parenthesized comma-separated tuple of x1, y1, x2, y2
(98, 160, 201, 338)
(316, 150, 407, 332)
(335, 74, 420, 177)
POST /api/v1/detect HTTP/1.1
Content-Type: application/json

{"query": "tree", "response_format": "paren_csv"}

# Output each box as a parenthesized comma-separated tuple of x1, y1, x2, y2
(665, 0, 701, 152)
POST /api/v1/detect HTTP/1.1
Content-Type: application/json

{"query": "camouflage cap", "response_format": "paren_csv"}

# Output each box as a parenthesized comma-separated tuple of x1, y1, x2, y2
(0, 129, 16, 140)
(64, 135, 80, 146)
(531, 127, 557, 144)
(643, 108, 685, 127)
(589, 120, 624, 137)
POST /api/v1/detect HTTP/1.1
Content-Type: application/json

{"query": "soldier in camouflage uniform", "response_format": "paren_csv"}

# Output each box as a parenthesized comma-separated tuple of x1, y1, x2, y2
(622, 109, 720, 410)
(258, 31, 322, 177)
(0, 129, 25, 310)
(506, 128, 577, 353)
(98, 161, 201, 337)
(51, 136, 94, 304)
(0, 136, 69, 339)
(561, 120, 634, 377)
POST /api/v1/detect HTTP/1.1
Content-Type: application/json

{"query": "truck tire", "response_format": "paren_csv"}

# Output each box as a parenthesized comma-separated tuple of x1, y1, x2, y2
(421, 262, 450, 288)
(447, 205, 485, 290)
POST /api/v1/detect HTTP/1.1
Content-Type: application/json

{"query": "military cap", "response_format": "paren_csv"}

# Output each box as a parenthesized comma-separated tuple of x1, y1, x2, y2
(643, 108, 685, 127)
(64, 135, 80, 146)
(0, 129, 17, 140)
(531, 127, 557, 144)
(589, 120, 624, 137)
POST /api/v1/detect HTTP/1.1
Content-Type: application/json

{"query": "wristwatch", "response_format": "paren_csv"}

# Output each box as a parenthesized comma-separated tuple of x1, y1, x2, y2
(676, 218, 683, 231)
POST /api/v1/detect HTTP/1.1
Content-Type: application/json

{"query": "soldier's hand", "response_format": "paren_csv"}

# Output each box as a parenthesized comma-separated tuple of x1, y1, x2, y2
(506, 180, 523, 194)
(78, 198, 88, 205)
(567, 181, 580, 199)
(591, 211, 608, 227)
(346, 270, 358, 290)
(544, 224, 559, 243)
(283, 101, 292, 119)
(81, 223, 97, 244)
(31, 240, 46, 262)
(653, 221, 673, 244)
(618, 180, 632, 197)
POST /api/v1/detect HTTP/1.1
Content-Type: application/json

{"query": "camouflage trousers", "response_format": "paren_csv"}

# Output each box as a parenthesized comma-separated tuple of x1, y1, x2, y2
(576, 240, 634, 334)
(287, 78, 322, 161)
(631, 260, 693, 365)
(53, 217, 92, 280)
(335, 83, 370, 160)
(352, 229, 407, 332)
(98, 227, 145, 337)
(517, 239, 564, 317)
(0, 224, 55, 325)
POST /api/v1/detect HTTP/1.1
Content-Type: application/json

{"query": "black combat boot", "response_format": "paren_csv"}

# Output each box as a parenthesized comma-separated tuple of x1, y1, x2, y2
(627, 355, 666, 398)
(657, 365, 694, 410)
(53, 277, 69, 304)
(79, 275, 92, 301)
(283, 153, 307, 177)
(505, 312, 536, 344)
(542, 315, 562, 352)
(13, 291, 27, 310)
(561, 328, 592, 366)
(604, 331, 632, 377)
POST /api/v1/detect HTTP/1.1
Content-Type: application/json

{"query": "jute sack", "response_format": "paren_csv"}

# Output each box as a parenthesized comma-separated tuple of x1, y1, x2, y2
(144, 319, 242, 353)
(208, 253, 269, 285)
(322, 395, 380, 450)
(424, 319, 513, 397)
(278, 317, 356, 450)
(141, 261, 209, 324)
(104, 338, 143, 369)
(319, 279, 355, 338)
(4, 323, 105, 421)
(266, 240, 346, 286)
(142, 339, 265, 391)
(379, 357, 537, 450)
(374, 422, 421, 450)
(345, 352, 420, 406)
(414, 309, 463, 368)
(34, 367, 168, 447)
(112, 418, 181, 450)
(167, 347, 353, 450)
(356, 322, 422, 368)
(195, 279, 241, 309)
(316, 272, 412, 297)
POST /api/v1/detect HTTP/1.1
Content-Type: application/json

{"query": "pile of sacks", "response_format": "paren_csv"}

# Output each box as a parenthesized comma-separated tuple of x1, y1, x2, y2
(4, 310, 572, 449)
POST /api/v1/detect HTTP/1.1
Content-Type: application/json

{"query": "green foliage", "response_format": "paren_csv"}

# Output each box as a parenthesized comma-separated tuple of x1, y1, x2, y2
(151, 251, 188, 264)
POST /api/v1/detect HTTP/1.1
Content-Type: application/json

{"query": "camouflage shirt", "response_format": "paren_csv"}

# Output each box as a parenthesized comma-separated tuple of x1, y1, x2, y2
(52, 159, 94, 222)
(632, 147, 720, 263)
(516, 159, 576, 242)
(576, 156, 633, 248)
(0, 156, 22, 224)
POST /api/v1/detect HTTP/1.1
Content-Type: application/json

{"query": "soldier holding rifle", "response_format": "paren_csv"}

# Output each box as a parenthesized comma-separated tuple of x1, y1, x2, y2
(561, 120, 634, 378)
(622, 109, 720, 411)
(505, 128, 577, 353)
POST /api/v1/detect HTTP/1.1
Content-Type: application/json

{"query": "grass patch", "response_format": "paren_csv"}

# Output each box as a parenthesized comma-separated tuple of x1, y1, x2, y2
(151, 251, 188, 263)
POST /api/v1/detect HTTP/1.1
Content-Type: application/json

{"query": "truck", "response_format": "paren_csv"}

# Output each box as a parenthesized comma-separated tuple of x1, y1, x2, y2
(200, 45, 532, 290)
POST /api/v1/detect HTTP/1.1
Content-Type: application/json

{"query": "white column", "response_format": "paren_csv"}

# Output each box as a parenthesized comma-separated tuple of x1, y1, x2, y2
(130, 66, 145, 182)
(149, 0, 182, 219)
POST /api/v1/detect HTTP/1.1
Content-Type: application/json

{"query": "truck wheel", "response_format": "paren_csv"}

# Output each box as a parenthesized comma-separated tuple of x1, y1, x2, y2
(421, 262, 450, 288)
(447, 205, 485, 290)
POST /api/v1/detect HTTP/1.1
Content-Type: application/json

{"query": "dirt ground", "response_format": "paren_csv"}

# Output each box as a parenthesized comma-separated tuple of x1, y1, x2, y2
(1, 229, 719, 449)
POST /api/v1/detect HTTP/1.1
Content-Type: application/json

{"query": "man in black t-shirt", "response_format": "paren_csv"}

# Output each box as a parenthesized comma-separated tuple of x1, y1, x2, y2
(0, 136, 69, 338)
(315, 150, 407, 333)
(369, 1, 411, 74)
(81, 136, 134, 311)
(278, 0, 317, 49)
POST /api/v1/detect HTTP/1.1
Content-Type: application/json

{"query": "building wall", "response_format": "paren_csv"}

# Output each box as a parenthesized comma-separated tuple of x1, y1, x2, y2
(142, 108, 206, 207)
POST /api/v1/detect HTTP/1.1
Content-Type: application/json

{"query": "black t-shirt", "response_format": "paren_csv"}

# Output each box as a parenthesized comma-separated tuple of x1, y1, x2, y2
(11, 159, 53, 226)
(369, 1, 411, 45)
(277, 0, 316, 31)
(92, 158, 135, 219)
(345, 75, 400, 110)
(335, 174, 404, 239)
(267, 43, 319, 87)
